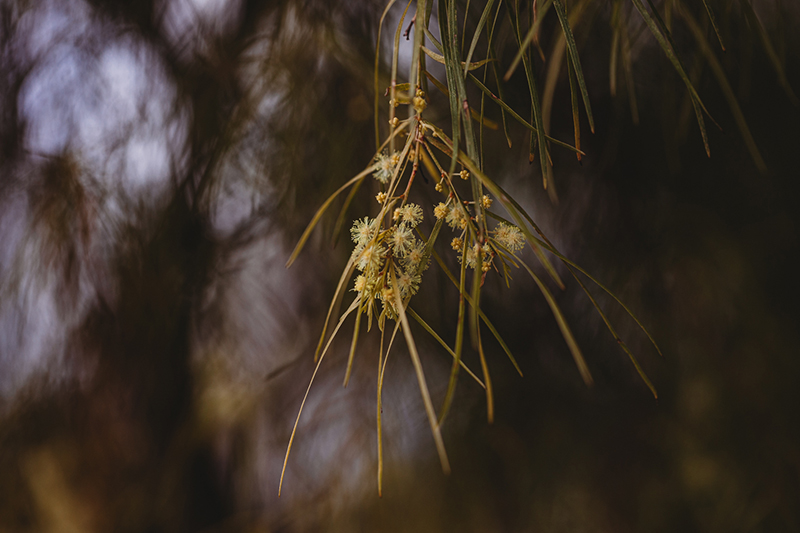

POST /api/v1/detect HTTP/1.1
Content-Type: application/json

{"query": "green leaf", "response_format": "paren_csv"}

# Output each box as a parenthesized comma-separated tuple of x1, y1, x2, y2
(408, 0, 428, 100)
(463, 0, 497, 77)
(423, 70, 500, 129)
(609, 1, 621, 96)
(427, 245, 524, 377)
(520, 260, 592, 386)
(476, 325, 494, 423)
(279, 295, 362, 497)
(407, 308, 486, 388)
(466, 73, 584, 154)
(619, 15, 640, 124)
(374, 0, 398, 150)
(738, 0, 799, 106)
(508, 217, 664, 360)
(566, 53, 582, 160)
(376, 328, 386, 496)
(389, 264, 450, 474)
(488, 17, 513, 148)
(438, 0, 463, 184)
(680, 4, 767, 174)
(629, 0, 714, 157)
(332, 177, 365, 247)
(508, 2, 553, 194)
(566, 269, 657, 398)
(286, 167, 371, 268)
(343, 298, 364, 387)
(424, 24, 581, 155)
(552, 0, 595, 133)
(313, 256, 356, 361)
(421, 46, 496, 71)
(442, 0, 492, 363)
(389, 0, 415, 154)
(439, 239, 469, 426)
(700, 0, 725, 51)
(484, 209, 658, 392)
(504, 0, 554, 81)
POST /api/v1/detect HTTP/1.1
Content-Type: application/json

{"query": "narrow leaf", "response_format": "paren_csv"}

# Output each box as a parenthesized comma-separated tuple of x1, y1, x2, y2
(467, 73, 585, 154)
(427, 246, 523, 377)
(567, 270, 658, 398)
(464, 0, 497, 77)
(552, 0, 595, 132)
(700, 0, 725, 51)
(286, 169, 371, 268)
(680, 5, 767, 174)
(738, 0, 799, 106)
(521, 260, 592, 386)
(375, 0, 398, 150)
(566, 53, 582, 161)
(504, 0, 554, 81)
(343, 299, 364, 387)
(407, 307, 486, 388)
(509, 3, 553, 193)
(389, 266, 450, 473)
(421, 46, 496, 71)
(279, 296, 362, 497)
(629, 0, 714, 156)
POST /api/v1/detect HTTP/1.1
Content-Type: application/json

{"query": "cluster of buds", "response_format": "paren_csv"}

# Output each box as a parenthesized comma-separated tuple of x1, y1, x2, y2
(412, 89, 427, 114)
(431, 174, 526, 276)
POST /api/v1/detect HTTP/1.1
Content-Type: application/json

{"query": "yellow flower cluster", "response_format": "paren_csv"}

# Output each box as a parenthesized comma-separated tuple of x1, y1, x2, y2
(350, 203, 428, 324)
(373, 151, 399, 183)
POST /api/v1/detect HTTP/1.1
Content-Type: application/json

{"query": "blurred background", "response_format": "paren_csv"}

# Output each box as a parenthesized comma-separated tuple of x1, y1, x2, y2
(1, 0, 798, 531)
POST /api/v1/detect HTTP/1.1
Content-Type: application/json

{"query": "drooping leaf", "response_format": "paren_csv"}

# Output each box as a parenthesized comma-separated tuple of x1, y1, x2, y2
(521, 260, 592, 386)
(629, 0, 714, 157)
(700, 0, 726, 51)
(680, 4, 767, 174)
(738, 0, 799, 106)
(279, 296, 363, 497)
(552, 0, 595, 132)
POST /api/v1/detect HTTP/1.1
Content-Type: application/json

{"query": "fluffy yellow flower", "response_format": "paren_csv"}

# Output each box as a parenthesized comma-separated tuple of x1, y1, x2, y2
(391, 224, 414, 257)
(350, 217, 375, 245)
(434, 202, 449, 220)
(493, 222, 525, 253)
(398, 203, 423, 227)
(373, 151, 398, 183)
(403, 241, 427, 270)
(396, 266, 421, 297)
(446, 207, 467, 230)
(354, 242, 385, 273)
